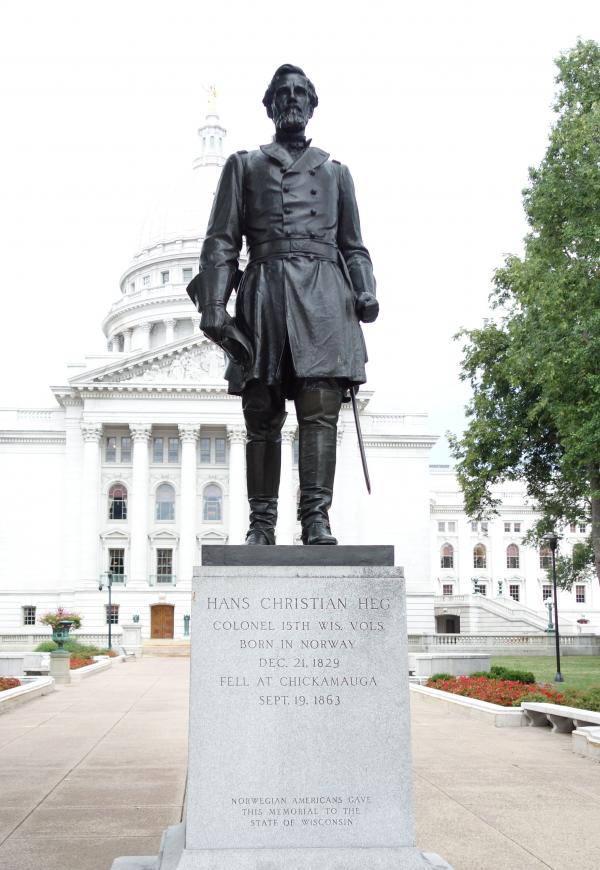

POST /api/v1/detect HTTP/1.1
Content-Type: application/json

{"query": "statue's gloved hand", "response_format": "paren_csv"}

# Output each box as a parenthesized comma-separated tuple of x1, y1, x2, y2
(355, 292, 379, 323)
(200, 303, 232, 343)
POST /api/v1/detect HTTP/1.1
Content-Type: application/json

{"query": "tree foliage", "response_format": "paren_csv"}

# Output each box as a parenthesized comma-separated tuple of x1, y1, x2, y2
(449, 40, 600, 587)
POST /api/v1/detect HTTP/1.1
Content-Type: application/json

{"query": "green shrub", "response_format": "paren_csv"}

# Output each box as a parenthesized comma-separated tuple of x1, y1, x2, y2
(470, 670, 491, 678)
(490, 665, 535, 684)
(428, 673, 454, 682)
(562, 688, 600, 712)
(35, 641, 58, 652)
(512, 691, 556, 706)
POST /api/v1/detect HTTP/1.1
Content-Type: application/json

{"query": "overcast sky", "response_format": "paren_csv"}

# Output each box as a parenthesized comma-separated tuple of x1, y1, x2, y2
(1, 0, 598, 461)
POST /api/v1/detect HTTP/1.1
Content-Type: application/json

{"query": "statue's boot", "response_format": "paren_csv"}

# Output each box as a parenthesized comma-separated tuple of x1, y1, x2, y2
(244, 429, 283, 546)
(296, 386, 342, 545)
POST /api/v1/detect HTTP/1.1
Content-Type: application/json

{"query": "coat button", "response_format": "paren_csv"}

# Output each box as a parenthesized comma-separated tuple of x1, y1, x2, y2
(285, 230, 291, 237)
(280, 167, 286, 174)
(309, 232, 315, 239)
(310, 209, 317, 216)
(284, 207, 291, 215)
(283, 185, 290, 192)
(311, 189, 317, 195)
(309, 170, 316, 176)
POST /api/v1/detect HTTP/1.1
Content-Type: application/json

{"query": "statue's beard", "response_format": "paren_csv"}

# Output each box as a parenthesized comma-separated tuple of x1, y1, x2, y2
(274, 106, 310, 132)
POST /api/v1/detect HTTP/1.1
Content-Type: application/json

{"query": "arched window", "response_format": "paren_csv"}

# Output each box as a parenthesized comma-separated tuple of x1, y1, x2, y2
(440, 544, 454, 569)
(108, 484, 127, 520)
(155, 483, 175, 521)
(539, 547, 552, 569)
(506, 544, 520, 569)
(203, 484, 222, 522)
(473, 544, 487, 569)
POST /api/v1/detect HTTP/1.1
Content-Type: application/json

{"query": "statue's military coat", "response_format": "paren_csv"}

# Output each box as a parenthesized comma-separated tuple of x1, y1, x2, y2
(193, 141, 376, 395)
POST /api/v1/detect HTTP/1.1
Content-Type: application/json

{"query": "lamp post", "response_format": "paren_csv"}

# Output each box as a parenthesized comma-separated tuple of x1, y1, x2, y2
(543, 533, 563, 682)
(99, 572, 114, 650)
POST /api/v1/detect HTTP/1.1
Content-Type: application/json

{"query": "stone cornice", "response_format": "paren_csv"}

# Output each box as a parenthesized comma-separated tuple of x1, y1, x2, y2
(0, 431, 66, 445)
(102, 292, 196, 333)
(363, 436, 438, 449)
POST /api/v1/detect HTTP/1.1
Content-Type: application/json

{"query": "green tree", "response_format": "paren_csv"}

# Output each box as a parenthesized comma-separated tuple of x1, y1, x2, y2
(449, 39, 600, 588)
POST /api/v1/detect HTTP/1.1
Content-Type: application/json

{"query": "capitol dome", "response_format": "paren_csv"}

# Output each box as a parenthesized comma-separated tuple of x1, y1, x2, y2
(101, 94, 241, 355)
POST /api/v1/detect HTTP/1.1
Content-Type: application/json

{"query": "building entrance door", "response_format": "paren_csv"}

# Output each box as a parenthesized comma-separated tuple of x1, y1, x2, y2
(151, 604, 174, 639)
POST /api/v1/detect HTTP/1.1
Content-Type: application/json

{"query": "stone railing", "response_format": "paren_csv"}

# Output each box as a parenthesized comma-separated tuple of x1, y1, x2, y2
(408, 633, 600, 656)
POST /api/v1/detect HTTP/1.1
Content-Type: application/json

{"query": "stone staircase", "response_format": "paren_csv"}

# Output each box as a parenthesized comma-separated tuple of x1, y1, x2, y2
(142, 639, 191, 657)
(434, 593, 574, 634)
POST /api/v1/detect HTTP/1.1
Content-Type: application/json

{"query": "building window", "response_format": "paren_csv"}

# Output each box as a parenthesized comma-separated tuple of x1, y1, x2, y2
(442, 584, 453, 596)
(506, 544, 520, 569)
(539, 547, 552, 569)
(440, 544, 454, 569)
(569, 522, 577, 533)
(156, 548, 173, 582)
(215, 437, 226, 464)
(108, 484, 128, 520)
(153, 437, 164, 463)
(23, 606, 36, 626)
(167, 437, 179, 463)
(108, 548, 125, 582)
(183, 267, 193, 283)
(542, 585, 552, 601)
(475, 583, 487, 596)
(120, 436, 131, 463)
(473, 544, 487, 569)
(504, 522, 511, 533)
(575, 585, 586, 604)
(514, 522, 521, 533)
(199, 437, 211, 463)
(105, 604, 119, 625)
(437, 521, 446, 532)
(203, 484, 222, 522)
(579, 523, 587, 534)
(161, 271, 169, 284)
(481, 521, 488, 534)
(509, 584, 520, 602)
(447, 521, 456, 533)
(470, 521, 478, 532)
(155, 483, 175, 521)
(105, 436, 117, 462)
(143, 275, 150, 287)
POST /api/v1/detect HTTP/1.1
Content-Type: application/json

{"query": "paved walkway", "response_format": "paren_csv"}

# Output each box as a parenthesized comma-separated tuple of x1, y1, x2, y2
(0, 658, 598, 870)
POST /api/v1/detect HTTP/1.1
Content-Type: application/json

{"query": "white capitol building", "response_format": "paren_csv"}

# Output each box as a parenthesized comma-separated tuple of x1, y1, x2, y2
(0, 99, 597, 645)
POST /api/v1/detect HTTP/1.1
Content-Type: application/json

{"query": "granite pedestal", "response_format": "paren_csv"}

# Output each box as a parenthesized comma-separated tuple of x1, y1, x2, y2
(112, 547, 452, 870)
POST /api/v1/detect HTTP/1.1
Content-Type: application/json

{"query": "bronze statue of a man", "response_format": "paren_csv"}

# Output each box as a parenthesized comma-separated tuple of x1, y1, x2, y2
(188, 64, 378, 545)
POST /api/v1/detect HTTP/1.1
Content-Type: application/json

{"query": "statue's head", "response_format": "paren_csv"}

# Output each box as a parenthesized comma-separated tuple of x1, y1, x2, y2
(262, 64, 318, 133)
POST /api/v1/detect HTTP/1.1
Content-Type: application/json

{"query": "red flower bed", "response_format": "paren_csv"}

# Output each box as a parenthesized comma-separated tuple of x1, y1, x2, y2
(426, 675, 565, 707)
(0, 677, 21, 692)
(69, 657, 94, 670)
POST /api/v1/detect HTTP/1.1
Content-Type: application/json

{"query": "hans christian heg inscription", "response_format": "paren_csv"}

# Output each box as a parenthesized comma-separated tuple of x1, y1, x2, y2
(185, 566, 416, 851)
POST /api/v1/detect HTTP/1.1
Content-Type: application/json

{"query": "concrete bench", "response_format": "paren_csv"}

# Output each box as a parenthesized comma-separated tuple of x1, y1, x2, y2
(522, 702, 600, 733)
(571, 726, 600, 760)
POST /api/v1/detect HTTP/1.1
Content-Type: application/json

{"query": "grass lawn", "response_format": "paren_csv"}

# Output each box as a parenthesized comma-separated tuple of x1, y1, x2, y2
(490, 655, 600, 690)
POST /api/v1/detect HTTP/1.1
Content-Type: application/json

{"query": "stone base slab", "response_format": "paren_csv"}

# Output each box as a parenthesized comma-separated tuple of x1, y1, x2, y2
(112, 823, 453, 870)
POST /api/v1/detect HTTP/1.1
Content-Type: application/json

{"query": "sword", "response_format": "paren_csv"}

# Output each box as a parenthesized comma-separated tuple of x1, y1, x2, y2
(350, 387, 371, 494)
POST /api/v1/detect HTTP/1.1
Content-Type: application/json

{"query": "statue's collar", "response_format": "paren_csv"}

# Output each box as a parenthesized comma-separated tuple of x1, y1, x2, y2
(260, 142, 330, 173)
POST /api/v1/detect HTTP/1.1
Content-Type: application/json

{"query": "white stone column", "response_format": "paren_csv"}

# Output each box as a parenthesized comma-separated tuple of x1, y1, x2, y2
(80, 421, 103, 585)
(179, 424, 200, 583)
(277, 427, 297, 544)
(123, 328, 132, 352)
(129, 424, 152, 583)
(139, 322, 152, 351)
(227, 425, 247, 544)
(165, 318, 176, 344)
(107, 337, 114, 353)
